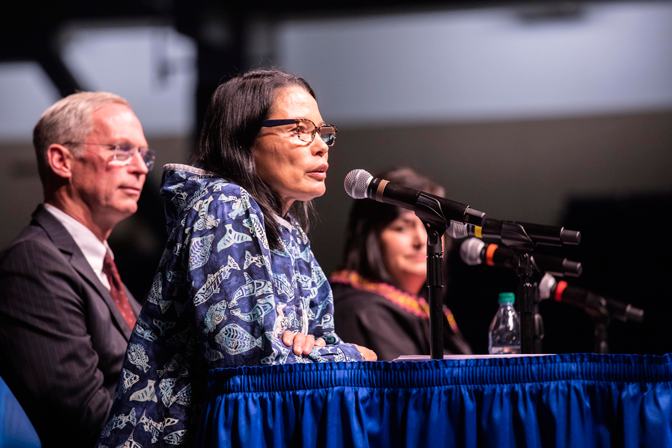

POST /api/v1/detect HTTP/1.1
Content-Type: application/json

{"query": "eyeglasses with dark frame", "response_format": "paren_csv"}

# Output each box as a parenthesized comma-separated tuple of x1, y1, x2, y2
(62, 142, 156, 171)
(261, 118, 337, 147)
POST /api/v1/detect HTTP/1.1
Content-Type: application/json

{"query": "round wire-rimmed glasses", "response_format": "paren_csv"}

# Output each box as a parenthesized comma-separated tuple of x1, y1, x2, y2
(63, 142, 156, 171)
(261, 118, 337, 146)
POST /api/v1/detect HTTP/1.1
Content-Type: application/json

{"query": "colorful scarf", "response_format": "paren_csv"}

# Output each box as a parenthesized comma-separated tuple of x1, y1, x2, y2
(330, 270, 460, 334)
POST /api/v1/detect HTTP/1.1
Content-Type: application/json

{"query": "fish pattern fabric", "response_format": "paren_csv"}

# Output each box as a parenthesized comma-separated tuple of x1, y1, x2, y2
(97, 164, 364, 448)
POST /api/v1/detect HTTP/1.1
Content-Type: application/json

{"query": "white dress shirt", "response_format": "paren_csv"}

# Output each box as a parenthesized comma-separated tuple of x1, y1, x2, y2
(44, 203, 112, 290)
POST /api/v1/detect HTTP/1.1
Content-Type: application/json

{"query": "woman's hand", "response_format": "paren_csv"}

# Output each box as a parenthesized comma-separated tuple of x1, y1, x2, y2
(353, 344, 378, 361)
(282, 331, 327, 355)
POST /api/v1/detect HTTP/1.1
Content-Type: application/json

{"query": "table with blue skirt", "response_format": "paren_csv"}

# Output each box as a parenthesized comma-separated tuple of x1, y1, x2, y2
(196, 353, 672, 448)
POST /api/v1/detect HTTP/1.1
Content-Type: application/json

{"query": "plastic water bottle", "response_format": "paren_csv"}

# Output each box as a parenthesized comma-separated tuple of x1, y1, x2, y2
(488, 292, 521, 354)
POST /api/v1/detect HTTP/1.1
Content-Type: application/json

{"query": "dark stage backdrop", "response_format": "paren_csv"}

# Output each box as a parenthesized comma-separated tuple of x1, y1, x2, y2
(306, 110, 672, 355)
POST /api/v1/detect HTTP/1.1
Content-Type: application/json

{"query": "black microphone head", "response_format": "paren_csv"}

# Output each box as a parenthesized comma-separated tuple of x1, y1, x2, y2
(460, 237, 485, 266)
(344, 169, 373, 199)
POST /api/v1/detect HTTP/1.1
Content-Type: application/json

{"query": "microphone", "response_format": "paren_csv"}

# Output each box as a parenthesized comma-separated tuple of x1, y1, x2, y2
(538, 273, 644, 323)
(345, 169, 486, 226)
(444, 218, 580, 249)
(469, 218, 580, 248)
(465, 219, 581, 249)
(460, 238, 582, 277)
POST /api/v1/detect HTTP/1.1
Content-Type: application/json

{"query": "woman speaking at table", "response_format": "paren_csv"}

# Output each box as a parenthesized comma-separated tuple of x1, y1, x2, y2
(97, 69, 376, 447)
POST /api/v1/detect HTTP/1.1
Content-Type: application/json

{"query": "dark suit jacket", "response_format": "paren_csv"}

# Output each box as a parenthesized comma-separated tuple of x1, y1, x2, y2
(0, 205, 141, 448)
(332, 282, 472, 361)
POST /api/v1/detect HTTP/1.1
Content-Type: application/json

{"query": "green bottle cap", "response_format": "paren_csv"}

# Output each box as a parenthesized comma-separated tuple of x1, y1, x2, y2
(498, 292, 515, 304)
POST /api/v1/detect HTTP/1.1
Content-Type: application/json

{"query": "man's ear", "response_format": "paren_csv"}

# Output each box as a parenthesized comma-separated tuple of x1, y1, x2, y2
(47, 144, 74, 179)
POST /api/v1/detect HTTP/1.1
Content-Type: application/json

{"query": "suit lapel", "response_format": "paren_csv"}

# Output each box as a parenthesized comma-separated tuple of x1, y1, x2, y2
(32, 205, 135, 340)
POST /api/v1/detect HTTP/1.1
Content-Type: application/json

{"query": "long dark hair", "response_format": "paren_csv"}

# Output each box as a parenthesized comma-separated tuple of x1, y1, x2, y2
(192, 69, 316, 250)
(342, 167, 445, 290)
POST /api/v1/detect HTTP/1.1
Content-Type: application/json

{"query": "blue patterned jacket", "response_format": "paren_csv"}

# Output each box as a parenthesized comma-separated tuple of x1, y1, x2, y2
(96, 164, 363, 447)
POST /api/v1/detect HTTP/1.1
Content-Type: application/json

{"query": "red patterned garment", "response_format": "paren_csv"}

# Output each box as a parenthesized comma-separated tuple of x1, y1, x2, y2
(330, 270, 471, 361)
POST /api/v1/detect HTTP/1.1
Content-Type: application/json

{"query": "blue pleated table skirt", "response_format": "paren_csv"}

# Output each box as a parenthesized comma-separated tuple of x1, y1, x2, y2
(197, 353, 672, 448)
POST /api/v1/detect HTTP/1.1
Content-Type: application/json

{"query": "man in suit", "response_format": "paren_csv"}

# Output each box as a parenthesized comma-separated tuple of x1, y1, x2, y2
(0, 92, 154, 447)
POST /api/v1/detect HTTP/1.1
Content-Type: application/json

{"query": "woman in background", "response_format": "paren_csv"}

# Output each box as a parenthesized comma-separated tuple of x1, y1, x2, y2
(331, 167, 471, 361)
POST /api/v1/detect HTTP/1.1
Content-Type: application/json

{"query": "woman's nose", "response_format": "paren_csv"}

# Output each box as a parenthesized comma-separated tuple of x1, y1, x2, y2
(412, 223, 426, 248)
(312, 135, 329, 157)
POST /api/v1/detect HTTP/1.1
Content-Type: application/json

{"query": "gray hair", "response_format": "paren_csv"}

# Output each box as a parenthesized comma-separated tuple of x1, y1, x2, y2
(33, 91, 130, 182)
